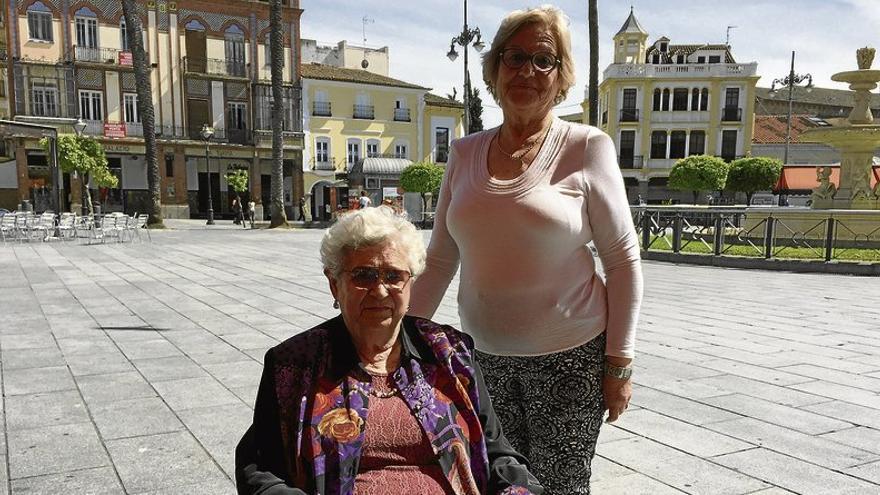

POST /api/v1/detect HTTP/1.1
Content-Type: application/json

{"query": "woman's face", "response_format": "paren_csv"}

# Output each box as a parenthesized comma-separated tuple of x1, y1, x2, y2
(496, 23, 561, 116)
(327, 241, 412, 344)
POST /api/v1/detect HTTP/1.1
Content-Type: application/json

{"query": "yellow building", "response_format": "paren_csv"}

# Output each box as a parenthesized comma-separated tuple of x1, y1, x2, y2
(598, 9, 759, 203)
(0, 0, 304, 219)
(301, 63, 462, 220)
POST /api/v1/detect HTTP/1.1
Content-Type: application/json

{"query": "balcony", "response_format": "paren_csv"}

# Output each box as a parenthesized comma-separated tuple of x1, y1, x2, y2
(71, 46, 139, 66)
(313, 157, 336, 171)
(312, 101, 331, 117)
(125, 122, 143, 137)
(619, 108, 639, 122)
(604, 62, 758, 80)
(183, 57, 247, 78)
(721, 107, 742, 122)
(618, 155, 643, 169)
(353, 104, 374, 119)
(393, 108, 411, 122)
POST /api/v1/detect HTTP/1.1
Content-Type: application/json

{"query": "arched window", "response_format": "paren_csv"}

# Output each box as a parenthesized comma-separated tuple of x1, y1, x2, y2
(366, 138, 381, 158)
(662, 88, 670, 112)
(700, 88, 709, 111)
(652, 88, 661, 111)
(225, 25, 246, 76)
(74, 7, 98, 52)
(27, 1, 54, 42)
(185, 19, 206, 31)
(691, 88, 700, 111)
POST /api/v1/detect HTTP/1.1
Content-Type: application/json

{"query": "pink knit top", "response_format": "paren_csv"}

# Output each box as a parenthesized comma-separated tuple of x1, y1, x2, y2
(410, 119, 643, 358)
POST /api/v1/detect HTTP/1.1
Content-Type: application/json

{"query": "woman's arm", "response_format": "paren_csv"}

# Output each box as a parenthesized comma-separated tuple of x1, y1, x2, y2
(236, 351, 308, 495)
(409, 144, 461, 319)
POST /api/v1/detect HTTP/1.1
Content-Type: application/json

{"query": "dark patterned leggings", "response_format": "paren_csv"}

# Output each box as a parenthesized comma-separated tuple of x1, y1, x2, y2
(476, 333, 606, 495)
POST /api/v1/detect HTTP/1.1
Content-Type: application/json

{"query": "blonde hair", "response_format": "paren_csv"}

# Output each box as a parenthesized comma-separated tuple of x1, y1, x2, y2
(320, 207, 426, 278)
(482, 5, 575, 105)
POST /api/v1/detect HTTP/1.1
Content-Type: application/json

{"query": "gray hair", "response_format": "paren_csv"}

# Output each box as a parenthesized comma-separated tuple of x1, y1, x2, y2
(482, 5, 575, 104)
(320, 207, 426, 278)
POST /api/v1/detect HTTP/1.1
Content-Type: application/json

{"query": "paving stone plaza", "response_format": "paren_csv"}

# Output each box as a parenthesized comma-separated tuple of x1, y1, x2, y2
(1, 222, 879, 494)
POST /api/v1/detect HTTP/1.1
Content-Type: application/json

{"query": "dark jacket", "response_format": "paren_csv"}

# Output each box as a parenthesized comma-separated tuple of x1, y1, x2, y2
(235, 315, 543, 495)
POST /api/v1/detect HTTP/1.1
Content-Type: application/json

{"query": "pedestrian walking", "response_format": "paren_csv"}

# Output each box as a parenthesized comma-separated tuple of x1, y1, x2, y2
(410, 6, 643, 494)
(248, 200, 256, 229)
(358, 190, 372, 208)
(232, 199, 243, 225)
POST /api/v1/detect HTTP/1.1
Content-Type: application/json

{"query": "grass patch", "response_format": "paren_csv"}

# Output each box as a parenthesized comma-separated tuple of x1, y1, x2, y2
(647, 235, 880, 262)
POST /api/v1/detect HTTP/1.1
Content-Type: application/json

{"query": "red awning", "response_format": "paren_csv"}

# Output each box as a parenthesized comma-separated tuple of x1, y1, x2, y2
(774, 165, 880, 192)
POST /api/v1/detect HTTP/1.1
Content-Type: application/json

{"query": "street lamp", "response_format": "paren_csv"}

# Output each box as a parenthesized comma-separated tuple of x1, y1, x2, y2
(769, 51, 813, 165)
(73, 118, 88, 216)
(200, 124, 215, 225)
(447, 0, 485, 135)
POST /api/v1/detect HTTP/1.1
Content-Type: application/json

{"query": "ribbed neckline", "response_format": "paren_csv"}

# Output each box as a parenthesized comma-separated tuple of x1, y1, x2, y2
(476, 117, 566, 196)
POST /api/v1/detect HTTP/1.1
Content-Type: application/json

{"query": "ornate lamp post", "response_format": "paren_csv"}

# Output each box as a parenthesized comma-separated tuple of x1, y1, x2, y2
(446, 0, 485, 135)
(73, 118, 88, 215)
(769, 51, 813, 165)
(200, 124, 215, 225)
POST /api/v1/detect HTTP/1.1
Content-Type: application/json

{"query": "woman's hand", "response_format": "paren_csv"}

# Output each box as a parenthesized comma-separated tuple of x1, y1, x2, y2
(603, 356, 632, 423)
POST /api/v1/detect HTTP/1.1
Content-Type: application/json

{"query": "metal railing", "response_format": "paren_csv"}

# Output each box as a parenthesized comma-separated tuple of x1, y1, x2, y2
(353, 104, 374, 119)
(619, 108, 639, 122)
(632, 206, 880, 263)
(619, 155, 643, 169)
(721, 107, 742, 122)
(183, 57, 247, 78)
(71, 46, 143, 66)
(394, 108, 411, 121)
(312, 101, 331, 116)
(311, 156, 337, 171)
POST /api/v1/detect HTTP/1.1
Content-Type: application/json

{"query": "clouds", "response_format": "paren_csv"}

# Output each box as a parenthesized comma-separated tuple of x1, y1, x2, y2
(300, 1, 877, 127)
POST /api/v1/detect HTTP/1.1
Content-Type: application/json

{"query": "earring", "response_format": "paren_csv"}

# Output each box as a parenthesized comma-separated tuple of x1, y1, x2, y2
(554, 91, 565, 105)
(333, 300, 339, 309)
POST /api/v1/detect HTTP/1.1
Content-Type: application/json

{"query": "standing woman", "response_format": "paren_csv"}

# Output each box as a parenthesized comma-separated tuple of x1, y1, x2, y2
(409, 6, 643, 494)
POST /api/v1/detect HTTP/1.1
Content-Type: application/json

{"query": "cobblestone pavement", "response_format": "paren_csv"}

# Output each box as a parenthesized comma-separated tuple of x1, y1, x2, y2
(1, 223, 879, 494)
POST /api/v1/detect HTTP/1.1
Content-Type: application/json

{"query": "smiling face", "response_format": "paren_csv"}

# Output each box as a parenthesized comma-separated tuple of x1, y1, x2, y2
(496, 23, 562, 117)
(327, 241, 412, 350)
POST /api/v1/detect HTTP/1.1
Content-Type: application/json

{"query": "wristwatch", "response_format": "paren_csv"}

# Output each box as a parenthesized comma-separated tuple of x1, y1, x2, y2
(605, 363, 633, 380)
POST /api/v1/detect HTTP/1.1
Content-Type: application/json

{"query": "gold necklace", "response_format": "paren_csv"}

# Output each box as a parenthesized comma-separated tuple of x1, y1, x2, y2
(495, 125, 551, 165)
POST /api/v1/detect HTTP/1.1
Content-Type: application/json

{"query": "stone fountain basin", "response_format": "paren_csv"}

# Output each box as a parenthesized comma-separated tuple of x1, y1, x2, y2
(801, 125, 880, 148)
(831, 69, 880, 83)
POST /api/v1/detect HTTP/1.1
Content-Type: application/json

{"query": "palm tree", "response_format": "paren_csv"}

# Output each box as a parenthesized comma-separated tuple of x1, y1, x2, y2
(268, 0, 289, 227)
(588, 0, 599, 126)
(121, 0, 162, 226)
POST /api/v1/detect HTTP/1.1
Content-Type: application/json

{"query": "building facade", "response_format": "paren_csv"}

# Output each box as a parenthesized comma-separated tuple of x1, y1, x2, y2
(597, 9, 759, 204)
(0, 0, 304, 219)
(301, 61, 462, 221)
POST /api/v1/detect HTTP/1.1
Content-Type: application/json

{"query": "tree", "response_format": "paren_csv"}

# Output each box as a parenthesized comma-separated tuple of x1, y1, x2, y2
(43, 135, 117, 214)
(726, 157, 783, 205)
(468, 85, 484, 133)
(225, 167, 249, 206)
(121, 0, 162, 227)
(587, 0, 599, 126)
(400, 162, 444, 211)
(268, 0, 289, 228)
(668, 155, 729, 204)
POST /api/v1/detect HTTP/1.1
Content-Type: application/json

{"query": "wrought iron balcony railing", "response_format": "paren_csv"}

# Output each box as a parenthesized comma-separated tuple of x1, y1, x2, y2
(619, 108, 639, 122)
(313, 157, 337, 171)
(721, 107, 742, 122)
(393, 108, 411, 122)
(183, 57, 247, 78)
(71, 46, 141, 66)
(353, 104, 374, 119)
(313, 101, 331, 116)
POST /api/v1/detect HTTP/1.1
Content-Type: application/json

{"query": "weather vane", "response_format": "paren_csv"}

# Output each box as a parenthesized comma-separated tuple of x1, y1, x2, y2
(361, 15, 374, 69)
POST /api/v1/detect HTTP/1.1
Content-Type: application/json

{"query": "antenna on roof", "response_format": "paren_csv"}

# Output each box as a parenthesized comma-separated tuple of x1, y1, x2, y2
(726, 26, 737, 47)
(361, 16, 375, 69)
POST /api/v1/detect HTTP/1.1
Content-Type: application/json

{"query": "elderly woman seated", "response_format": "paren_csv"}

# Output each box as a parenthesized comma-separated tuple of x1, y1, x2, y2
(236, 207, 543, 495)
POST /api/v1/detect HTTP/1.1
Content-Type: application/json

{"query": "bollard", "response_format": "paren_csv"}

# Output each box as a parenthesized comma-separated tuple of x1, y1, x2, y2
(764, 216, 775, 259)
(714, 215, 724, 256)
(641, 211, 651, 251)
(824, 218, 835, 262)
(672, 214, 683, 253)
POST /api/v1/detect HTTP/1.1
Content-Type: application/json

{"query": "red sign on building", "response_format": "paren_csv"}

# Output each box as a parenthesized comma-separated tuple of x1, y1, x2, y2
(104, 122, 127, 138)
(119, 51, 133, 66)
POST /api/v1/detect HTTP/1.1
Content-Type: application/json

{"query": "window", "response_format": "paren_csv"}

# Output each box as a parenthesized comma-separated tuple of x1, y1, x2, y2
(120, 18, 130, 51)
(165, 154, 174, 178)
(366, 140, 380, 158)
(652, 53, 660, 64)
(689, 131, 706, 155)
(31, 82, 58, 117)
(619, 130, 636, 167)
(79, 90, 103, 121)
(669, 131, 686, 159)
(347, 140, 360, 165)
(691, 88, 700, 111)
(75, 10, 98, 49)
(672, 88, 689, 111)
(394, 143, 408, 159)
(725, 87, 740, 108)
(264, 33, 285, 66)
(315, 139, 329, 163)
(652, 89, 661, 111)
(227, 102, 247, 130)
(697, 56, 706, 63)
(123, 93, 139, 123)
(700, 88, 709, 111)
(662, 89, 670, 111)
(650, 131, 667, 159)
(225, 26, 246, 77)
(659, 42, 668, 52)
(676, 54, 684, 64)
(721, 130, 737, 160)
(435, 127, 450, 162)
(622, 89, 637, 109)
(27, 2, 53, 42)
(708, 55, 721, 63)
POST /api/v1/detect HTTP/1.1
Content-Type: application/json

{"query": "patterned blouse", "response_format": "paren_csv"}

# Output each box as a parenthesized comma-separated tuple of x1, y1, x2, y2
(235, 315, 543, 495)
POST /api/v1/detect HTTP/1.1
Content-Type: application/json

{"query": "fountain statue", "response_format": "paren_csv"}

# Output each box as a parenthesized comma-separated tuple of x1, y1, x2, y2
(802, 47, 880, 209)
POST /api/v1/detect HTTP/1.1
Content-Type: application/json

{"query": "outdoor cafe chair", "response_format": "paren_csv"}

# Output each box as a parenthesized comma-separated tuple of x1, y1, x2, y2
(135, 214, 151, 242)
(0, 214, 17, 244)
(58, 213, 77, 241)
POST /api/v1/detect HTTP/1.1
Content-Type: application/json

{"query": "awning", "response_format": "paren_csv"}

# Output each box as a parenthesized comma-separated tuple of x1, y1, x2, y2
(349, 157, 413, 176)
(774, 165, 880, 192)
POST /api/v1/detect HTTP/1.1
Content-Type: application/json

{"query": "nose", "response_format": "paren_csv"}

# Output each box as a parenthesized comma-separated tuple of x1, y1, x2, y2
(368, 282, 390, 298)
(518, 60, 536, 77)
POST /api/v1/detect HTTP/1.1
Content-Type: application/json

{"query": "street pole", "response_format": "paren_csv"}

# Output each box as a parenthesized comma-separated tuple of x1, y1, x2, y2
(784, 51, 795, 165)
(205, 140, 214, 225)
(770, 50, 812, 206)
(462, 0, 470, 135)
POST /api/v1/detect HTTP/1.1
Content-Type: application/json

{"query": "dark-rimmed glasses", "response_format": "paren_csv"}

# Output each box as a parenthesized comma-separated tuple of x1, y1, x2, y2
(346, 266, 412, 291)
(500, 48, 560, 73)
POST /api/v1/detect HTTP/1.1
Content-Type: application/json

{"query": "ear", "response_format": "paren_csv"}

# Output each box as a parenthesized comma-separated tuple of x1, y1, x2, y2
(325, 269, 339, 300)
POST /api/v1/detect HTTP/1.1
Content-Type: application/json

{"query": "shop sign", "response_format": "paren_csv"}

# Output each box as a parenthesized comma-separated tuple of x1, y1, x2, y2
(119, 51, 133, 66)
(104, 122, 126, 138)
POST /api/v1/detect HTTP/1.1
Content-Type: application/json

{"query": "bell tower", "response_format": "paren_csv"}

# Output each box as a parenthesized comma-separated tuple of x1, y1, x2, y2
(613, 7, 648, 64)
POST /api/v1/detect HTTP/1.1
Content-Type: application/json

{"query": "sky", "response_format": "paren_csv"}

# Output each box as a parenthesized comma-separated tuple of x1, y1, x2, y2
(299, 0, 880, 128)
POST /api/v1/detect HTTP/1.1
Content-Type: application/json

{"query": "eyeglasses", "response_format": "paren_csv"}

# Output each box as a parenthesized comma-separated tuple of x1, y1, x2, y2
(346, 267, 412, 291)
(499, 49, 560, 73)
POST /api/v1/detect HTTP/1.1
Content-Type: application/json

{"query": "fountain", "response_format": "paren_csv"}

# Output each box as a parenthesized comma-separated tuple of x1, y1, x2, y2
(801, 47, 880, 210)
